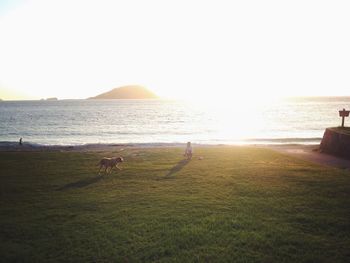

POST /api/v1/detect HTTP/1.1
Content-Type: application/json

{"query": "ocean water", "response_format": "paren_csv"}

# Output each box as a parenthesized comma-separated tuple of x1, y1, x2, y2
(0, 97, 349, 145)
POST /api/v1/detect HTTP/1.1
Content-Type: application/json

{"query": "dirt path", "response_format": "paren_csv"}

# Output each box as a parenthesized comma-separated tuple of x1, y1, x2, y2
(267, 145, 350, 170)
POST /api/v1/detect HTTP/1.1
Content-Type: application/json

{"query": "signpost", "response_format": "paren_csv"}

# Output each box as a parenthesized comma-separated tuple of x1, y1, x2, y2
(339, 108, 350, 127)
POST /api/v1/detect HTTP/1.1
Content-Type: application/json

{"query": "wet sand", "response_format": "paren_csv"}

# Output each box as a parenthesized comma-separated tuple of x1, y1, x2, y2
(0, 142, 183, 152)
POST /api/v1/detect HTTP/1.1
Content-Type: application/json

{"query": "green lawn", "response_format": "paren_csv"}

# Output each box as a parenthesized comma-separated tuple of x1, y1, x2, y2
(0, 147, 349, 262)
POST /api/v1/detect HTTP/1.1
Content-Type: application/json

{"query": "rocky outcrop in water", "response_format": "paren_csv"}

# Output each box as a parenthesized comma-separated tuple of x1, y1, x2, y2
(89, 85, 158, 99)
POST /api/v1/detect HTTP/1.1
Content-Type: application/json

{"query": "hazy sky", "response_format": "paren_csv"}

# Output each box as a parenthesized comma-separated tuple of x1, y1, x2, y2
(0, 0, 349, 100)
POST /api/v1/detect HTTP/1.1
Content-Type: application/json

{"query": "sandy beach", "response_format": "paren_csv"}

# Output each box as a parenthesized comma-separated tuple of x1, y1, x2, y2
(0, 142, 186, 152)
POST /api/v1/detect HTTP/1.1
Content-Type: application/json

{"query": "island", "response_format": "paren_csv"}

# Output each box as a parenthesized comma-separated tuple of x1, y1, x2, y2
(46, 97, 58, 101)
(88, 85, 158, 100)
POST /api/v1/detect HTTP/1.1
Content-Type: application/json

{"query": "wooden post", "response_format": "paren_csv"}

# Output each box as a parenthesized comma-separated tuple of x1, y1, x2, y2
(339, 108, 350, 127)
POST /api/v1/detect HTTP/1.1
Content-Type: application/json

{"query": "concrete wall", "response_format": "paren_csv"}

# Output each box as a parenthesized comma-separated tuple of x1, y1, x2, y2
(320, 128, 350, 159)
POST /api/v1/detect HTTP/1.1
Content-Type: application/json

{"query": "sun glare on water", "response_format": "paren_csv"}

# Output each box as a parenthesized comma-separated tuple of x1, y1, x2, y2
(184, 93, 282, 143)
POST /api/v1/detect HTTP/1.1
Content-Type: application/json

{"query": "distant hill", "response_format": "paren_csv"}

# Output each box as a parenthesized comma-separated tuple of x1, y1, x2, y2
(89, 85, 158, 100)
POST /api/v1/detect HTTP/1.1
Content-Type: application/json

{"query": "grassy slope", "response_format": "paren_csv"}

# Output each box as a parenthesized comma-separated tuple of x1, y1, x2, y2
(0, 147, 349, 262)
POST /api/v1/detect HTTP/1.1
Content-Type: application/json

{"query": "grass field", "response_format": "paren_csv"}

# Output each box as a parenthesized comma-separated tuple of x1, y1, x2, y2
(1, 147, 349, 262)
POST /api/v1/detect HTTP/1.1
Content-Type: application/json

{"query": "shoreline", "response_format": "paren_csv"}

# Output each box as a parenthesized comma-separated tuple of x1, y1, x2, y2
(0, 141, 320, 152)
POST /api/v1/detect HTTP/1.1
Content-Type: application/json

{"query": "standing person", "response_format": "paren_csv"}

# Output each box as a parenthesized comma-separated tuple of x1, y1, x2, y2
(184, 141, 193, 160)
(19, 137, 23, 146)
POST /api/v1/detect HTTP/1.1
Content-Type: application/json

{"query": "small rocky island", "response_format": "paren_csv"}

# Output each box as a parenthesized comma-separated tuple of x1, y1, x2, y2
(88, 85, 158, 100)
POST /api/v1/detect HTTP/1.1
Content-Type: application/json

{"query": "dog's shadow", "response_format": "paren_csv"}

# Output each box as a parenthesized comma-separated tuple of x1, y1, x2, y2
(57, 176, 102, 191)
(165, 159, 190, 177)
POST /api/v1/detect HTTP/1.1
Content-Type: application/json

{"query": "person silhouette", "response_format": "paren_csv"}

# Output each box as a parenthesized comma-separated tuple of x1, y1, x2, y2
(184, 141, 193, 160)
(19, 138, 23, 146)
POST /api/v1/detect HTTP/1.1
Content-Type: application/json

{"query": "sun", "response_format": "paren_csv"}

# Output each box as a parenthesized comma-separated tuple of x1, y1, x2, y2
(179, 91, 283, 143)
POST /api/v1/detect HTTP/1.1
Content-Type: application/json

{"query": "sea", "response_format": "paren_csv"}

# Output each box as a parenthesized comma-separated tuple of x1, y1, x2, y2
(0, 97, 349, 146)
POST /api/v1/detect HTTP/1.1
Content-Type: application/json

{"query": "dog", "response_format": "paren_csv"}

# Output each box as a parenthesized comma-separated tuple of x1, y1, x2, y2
(98, 156, 124, 175)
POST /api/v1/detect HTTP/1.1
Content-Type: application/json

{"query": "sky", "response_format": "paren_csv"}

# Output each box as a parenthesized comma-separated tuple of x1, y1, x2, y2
(0, 0, 349, 100)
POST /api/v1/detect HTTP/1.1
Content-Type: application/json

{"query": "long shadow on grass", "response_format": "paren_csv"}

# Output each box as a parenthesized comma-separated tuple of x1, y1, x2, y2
(165, 159, 190, 177)
(57, 176, 102, 191)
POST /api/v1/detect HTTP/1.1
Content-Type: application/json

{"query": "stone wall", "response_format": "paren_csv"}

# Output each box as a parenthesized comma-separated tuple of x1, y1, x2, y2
(320, 128, 350, 159)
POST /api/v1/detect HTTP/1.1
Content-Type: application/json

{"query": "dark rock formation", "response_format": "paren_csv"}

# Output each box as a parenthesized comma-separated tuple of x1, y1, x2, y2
(320, 127, 350, 159)
(89, 85, 158, 100)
